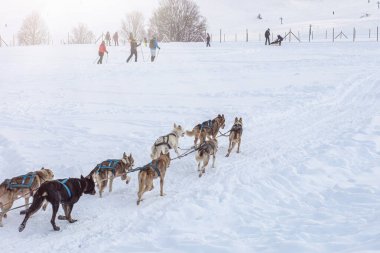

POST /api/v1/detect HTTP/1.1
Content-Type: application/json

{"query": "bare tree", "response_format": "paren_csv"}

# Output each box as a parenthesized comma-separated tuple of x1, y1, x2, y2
(121, 11, 146, 41)
(71, 23, 95, 44)
(149, 0, 207, 42)
(18, 12, 48, 46)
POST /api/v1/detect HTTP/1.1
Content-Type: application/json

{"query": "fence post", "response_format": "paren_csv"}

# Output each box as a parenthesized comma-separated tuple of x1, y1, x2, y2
(353, 27, 356, 42)
(325, 30, 328, 39)
(333, 28, 335, 42)
(224, 34, 225, 42)
(67, 32, 70, 44)
(369, 29, 371, 39)
(220, 29, 222, 43)
(246, 29, 248, 42)
(377, 26, 379, 42)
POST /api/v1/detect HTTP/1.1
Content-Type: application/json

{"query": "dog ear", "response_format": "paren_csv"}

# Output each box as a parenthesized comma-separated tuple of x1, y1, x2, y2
(174, 123, 177, 128)
(129, 153, 132, 158)
(81, 175, 85, 180)
(239, 117, 242, 122)
(218, 114, 221, 117)
(235, 117, 238, 121)
(222, 114, 225, 118)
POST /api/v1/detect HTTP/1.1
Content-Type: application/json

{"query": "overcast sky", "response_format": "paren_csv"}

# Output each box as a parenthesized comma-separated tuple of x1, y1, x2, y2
(0, 0, 377, 42)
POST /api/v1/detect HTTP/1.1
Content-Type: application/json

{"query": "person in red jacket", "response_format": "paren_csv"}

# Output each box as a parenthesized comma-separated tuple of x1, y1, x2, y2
(97, 41, 108, 64)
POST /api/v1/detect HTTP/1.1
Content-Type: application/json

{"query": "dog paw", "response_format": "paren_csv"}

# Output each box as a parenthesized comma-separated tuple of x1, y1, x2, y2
(18, 224, 25, 232)
(53, 226, 60, 231)
(58, 215, 67, 220)
(69, 219, 78, 223)
(3, 213, 7, 218)
(0, 223, 3, 227)
(225, 154, 229, 157)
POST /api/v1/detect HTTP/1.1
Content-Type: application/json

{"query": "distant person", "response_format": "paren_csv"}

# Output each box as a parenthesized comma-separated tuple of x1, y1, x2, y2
(144, 37, 148, 47)
(113, 32, 119, 46)
(206, 33, 211, 47)
(265, 28, 271, 45)
(97, 41, 108, 64)
(105, 31, 111, 46)
(149, 37, 161, 62)
(270, 35, 284, 46)
(126, 38, 141, 63)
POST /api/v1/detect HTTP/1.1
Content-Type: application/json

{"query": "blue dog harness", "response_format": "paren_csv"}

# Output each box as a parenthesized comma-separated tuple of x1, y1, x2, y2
(95, 159, 121, 175)
(58, 179, 72, 198)
(200, 120, 213, 130)
(7, 172, 37, 190)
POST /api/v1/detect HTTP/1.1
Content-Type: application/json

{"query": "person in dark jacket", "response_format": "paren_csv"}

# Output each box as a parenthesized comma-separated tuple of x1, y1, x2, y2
(265, 28, 270, 45)
(105, 31, 111, 46)
(206, 33, 211, 47)
(113, 32, 119, 46)
(126, 38, 141, 63)
(270, 35, 284, 46)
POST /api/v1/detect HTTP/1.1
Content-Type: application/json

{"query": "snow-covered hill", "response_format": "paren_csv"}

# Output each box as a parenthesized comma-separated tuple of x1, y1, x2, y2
(0, 42, 379, 252)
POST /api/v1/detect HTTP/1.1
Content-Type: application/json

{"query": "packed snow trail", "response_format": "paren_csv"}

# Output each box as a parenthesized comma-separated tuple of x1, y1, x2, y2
(0, 42, 379, 253)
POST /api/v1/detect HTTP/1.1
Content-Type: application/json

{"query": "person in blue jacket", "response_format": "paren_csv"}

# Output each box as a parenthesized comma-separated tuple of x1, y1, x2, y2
(149, 37, 161, 62)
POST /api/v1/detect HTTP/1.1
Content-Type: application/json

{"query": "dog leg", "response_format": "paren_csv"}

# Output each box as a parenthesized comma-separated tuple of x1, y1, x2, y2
(237, 138, 241, 153)
(42, 200, 48, 211)
(160, 176, 165, 196)
(197, 162, 201, 172)
(58, 204, 69, 220)
(50, 203, 60, 231)
(137, 173, 146, 205)
(67, 204, 77, 223)
(109, 176, 114, 193)
(1, 200, 13, 226)
(212, 154, 216, 168)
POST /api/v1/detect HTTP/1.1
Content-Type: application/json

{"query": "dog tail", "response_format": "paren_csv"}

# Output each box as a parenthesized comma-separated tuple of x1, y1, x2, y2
(186, 129, 196, 137)
(26, 188, 47, 216)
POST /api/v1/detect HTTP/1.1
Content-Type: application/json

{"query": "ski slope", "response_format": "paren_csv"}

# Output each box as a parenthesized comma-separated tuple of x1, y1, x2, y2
(0, 41, 379, 253)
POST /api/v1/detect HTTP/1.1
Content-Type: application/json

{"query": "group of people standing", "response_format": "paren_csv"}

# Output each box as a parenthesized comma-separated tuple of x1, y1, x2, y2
(265, 28, 284, 46)
(97, 32, 160, 64)
(104, 31, 119, 46)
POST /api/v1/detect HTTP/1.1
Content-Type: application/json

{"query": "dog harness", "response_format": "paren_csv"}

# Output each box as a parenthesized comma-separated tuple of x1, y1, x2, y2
(128, 161, 161, 177)
(199, 120, 213, 131)
(154, 133, 177, 149)
(231, 124, 243, 133)
(7, 172, 37, 190)
(95, 159, 121, 175)
(58, 179, 72, 198)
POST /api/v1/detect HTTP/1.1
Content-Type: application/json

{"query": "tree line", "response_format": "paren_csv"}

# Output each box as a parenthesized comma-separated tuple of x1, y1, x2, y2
(17, 0, 207, 46)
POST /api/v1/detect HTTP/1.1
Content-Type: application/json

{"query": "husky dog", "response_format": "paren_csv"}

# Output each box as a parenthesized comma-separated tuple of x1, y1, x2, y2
(195, 139, 218, 178)
(0, 168, 54, 227)
(88, 152, 134, 198)
(137, 151, 171, 205)
(151, 123, 185, 160)
(186, 114, 226, 147)
(226, 117, 243, 157)
(19, 176, 96, 232)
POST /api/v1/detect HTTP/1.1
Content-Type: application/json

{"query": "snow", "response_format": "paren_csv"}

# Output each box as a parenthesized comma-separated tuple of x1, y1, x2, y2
(0, 41, 380, 253)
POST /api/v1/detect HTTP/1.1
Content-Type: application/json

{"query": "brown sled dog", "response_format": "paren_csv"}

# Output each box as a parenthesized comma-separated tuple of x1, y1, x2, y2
(137, 151, 171, 205)
(186, 114, 226, 147)
(88, 152, 134, 198)
(0, 168, 54, 227)
(226, 117, 243, 157)
(19, 176, 96, 232)
(195, 139, 218, 178)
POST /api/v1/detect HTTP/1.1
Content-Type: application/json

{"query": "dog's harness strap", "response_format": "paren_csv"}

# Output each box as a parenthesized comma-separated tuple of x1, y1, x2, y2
(154, 133, 177, 149)
(96, 159, 121, 175)
(200, 120, 213, 131)
(129, 161, 161, 177)
(58, 179, 72, 198)
(7, 172, 37, 190)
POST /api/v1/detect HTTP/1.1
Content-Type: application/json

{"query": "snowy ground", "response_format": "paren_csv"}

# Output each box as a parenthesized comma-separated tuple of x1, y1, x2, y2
(0, 41, 379, 253)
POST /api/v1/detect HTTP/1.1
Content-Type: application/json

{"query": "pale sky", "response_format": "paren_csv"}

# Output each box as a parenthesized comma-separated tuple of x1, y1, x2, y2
(0, 0, 377, 43)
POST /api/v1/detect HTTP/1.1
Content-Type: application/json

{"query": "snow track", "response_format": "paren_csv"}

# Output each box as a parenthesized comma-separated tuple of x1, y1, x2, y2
(0, 43, 379, 252)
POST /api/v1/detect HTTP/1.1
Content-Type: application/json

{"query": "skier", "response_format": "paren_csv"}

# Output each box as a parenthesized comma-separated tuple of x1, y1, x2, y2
(149, 37, 161, 62)
(206, 33, 211, 47)
(97, 41, 108, 64)
(270, 35, 284, 46)
(105, 31, 111, 46)
(126, 38, 141, 63)
(113, 32, 119, 46)
(265, 28, 271, 45)
(144, 37, 148, 47)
